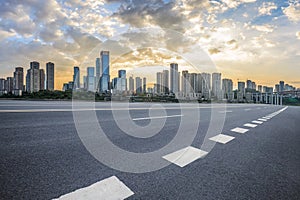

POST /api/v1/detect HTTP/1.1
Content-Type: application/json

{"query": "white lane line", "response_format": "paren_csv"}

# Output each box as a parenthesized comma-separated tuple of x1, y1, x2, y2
(252, 120, 263, 124)
(258, 118, 267, 121)
(244, 108, 252, 111)
(231, 127, 249, 134)
(262, 117, 271, 120)
(218, 110, 233, 113)
(132, 114, 183, 121)
(244, 123, 258, 128)
(54, 176, 134, 200)
(162, 146, 208, 168)
(209, 134, 235, 144)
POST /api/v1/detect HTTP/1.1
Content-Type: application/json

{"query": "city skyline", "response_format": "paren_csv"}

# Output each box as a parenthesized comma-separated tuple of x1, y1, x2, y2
(0, 57, 298, 97)
(0, 1, 299, 89)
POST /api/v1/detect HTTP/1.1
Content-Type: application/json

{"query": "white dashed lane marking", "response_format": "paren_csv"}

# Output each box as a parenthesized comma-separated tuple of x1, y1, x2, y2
(244, 123, 258, 128)
(231, 127, 249, 134)
(162, 146, 208, 168)
(258, 118, 268, 121)
(54, 176, 134, 200)
(252, 120, 263, 124)
(209, 134, 235, 144)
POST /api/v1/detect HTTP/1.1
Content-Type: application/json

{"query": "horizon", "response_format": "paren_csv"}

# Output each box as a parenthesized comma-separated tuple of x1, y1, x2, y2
(0, 0, 299, 89)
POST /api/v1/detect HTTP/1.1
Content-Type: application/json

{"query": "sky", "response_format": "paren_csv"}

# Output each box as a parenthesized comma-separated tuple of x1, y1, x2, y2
(0, 0, 299, 90)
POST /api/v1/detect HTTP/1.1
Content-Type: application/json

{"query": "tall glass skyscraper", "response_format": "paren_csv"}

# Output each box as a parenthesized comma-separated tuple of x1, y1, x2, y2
(100, 51, 110, 92)
(96, 58, 101, 89)
(73, 66, 80, 89)
(46, 62, 54, 91)
(87, 67, 95, 92)
(170, 63, 179, 94)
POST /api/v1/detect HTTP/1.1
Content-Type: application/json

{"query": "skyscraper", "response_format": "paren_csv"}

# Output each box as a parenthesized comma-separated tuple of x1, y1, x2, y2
(128, 76, 134, 93)
(275, 84, 280, 93)
(279, 81, 284, 92)
(162, 70, 169, 93)
(6, 77, 14, 93)
(28, 61, 40, 92)
(201, 73, 211, 99)
(87, 67, 95, 92)
(117, 69, 126, 92)
(46, 62, 54, 91)
(190, 73, 198, 93)
(73, 66, 80, 89)
(156, 72, 163, 94)
(212, 73, 222, 99)
(143, 77, 147, 93)
(238, 82, 245, 95)
(96, 58, 101, 89)
(181, 70, 191, 94)
(170, 63, 179, 94)
(13, 67, 24, 91)
(39, 69, 45, 90)
(100, 51, 110, 92)
(246, 80, 253, 90)
(258, 85, 262, 93)
(135, 77, 142, 94)
(222, 78, 233, 99)
(0, 78, 5, 92)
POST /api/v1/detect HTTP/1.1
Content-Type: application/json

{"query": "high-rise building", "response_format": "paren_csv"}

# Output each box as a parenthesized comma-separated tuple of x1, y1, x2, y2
(0, 78, 5, 91)
(100, 51, 110, 92)
(196, 73, 202, 93)
(83, 76, 87, 90)
(135, 77, 142, 94)
(87, 67, 95, 92)
(170, 63, 179, 93)
(279, 81, 284, 92)
(143, 77, 147, 93)
(258, 85, 262, 93)
(128, 76, 134, 93)
(162, 70, 169, 94)
(238, 81, 245, 94)
(96, 58, 101, 89)
(212, 73, 222, 99)
(39, 69, 45, 90)
(190, 73, 198, 93)
(28, 61, 40, 92)
(252, 82, 256, 90)
(114, 69, 126, 92)
(181, 70, 191, 94)
(46, 62, 54, 91)
(246, 80, 252, 90)
(201, 73, 211, 98)
(156, 72, 163, 94)
(275, 84, 280, 93)
(13, 67, 24, 91)
(6, 77, 14, 93)
(73, 66, 80, 89)
(222, 78, 233, 99)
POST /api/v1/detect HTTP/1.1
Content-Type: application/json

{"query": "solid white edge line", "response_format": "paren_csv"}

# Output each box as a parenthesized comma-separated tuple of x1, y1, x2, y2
(132, 114, 183, 121)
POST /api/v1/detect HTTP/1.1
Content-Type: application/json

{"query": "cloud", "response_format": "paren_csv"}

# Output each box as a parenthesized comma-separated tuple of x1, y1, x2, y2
(282, 2, 300, 22)
(251, 24, 275, 33)
(221, 0, 256, 9)
(258, 2, 277, 16)
(208, 48, 221, 55)
(296, 31, 300, 40)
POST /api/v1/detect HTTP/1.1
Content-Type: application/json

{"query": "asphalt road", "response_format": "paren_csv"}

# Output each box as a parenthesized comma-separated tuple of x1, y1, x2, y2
(0, 100, 299, 200)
